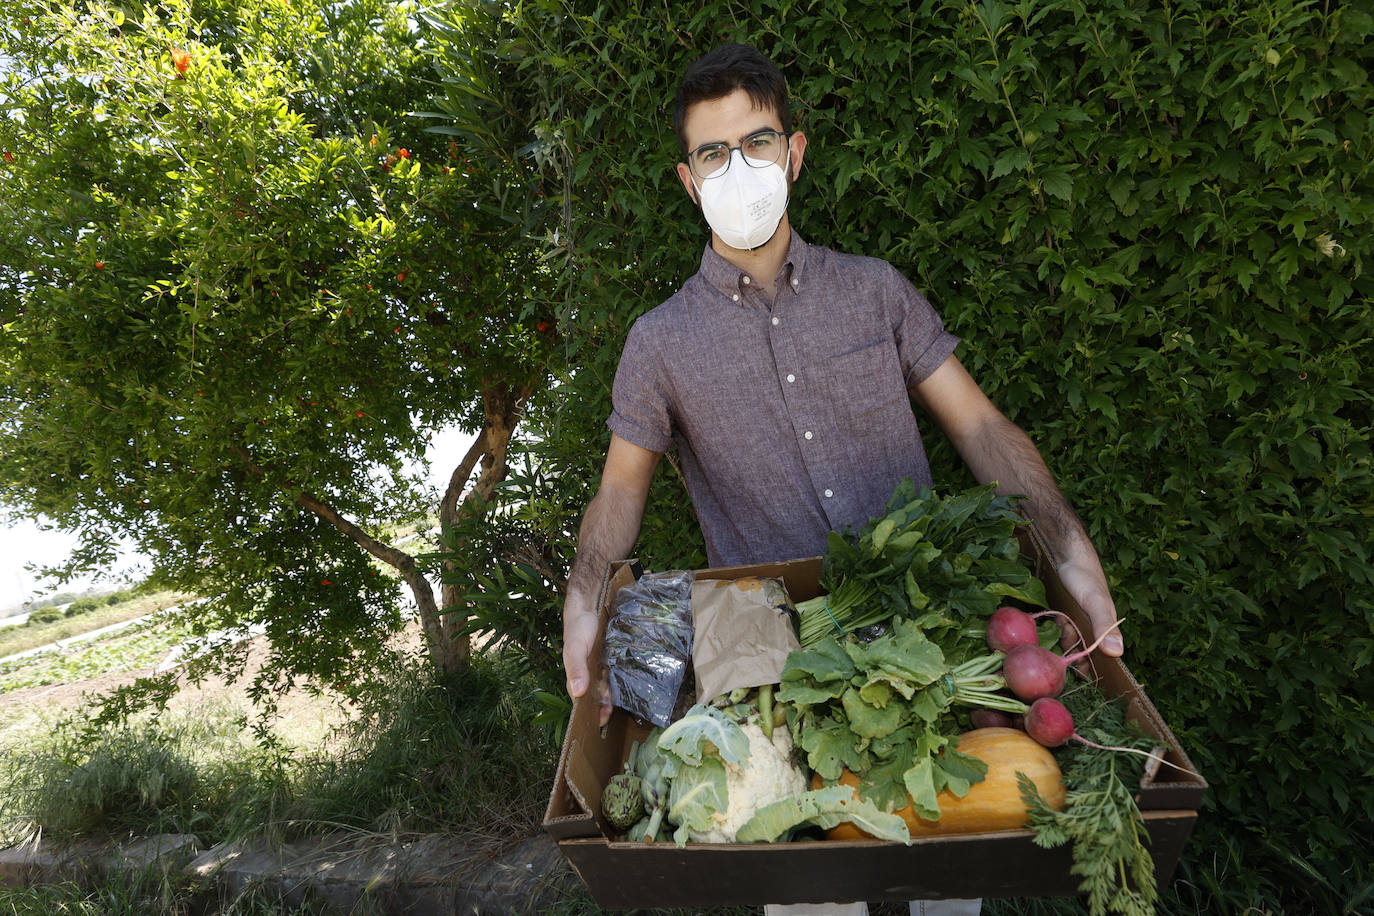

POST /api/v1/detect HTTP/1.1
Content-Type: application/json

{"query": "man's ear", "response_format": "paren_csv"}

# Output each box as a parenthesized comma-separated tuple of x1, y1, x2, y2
(788, 131, 808, 182)
(675, 161, 699, 205)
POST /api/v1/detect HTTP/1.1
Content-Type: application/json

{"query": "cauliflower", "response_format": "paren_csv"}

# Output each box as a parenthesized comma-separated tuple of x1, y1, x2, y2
(690, 720, 808, 843)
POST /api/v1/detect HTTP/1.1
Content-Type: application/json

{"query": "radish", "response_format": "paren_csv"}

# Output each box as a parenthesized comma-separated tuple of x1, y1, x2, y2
(986, 606, 1084, 654)
(1024, 697, 1201, 777)
(969, 708, 1018, 730)
(1002, 618, 1123, 701)
(986, 606, 1038, 653)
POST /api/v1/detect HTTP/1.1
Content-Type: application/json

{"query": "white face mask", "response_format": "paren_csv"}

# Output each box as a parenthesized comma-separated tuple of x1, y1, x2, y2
(691, 147, 791, 251)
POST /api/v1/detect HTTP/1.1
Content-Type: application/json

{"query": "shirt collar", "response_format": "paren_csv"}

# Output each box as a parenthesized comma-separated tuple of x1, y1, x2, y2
(698, 228, 811, 306)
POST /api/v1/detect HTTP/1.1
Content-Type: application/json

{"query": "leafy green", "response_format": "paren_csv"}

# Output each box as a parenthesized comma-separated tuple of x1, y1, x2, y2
(1021, 682, 1160, 916)
(735, 785, 910, 844)
(780, 618, 1024, 816)
(797, 483, 1047, 656)
(657, 703, 751, 769)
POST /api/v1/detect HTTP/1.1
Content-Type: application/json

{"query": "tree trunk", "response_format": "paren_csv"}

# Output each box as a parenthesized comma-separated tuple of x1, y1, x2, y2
(428, 381, 536, 674)
(234, 378, 534, 678)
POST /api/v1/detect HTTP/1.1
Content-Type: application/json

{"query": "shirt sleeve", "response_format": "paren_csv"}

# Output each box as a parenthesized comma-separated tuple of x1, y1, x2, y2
(607, 318, 676, 454)
(886, 262, 960, 386)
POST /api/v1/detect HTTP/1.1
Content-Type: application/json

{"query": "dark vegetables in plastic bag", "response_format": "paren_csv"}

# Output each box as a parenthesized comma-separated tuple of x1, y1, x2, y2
(603, 569, 694, 727)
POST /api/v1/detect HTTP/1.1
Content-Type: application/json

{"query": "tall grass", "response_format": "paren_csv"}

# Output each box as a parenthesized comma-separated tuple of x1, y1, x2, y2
(288, 651, 559, 843)
(0, 873, 360, 915)
(0, 649, 559, 852)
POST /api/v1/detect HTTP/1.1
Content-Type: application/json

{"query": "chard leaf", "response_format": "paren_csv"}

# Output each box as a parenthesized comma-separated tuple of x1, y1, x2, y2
(858, 678, 898, 707)
(859, 741, 920, 813)
(856, 620, 946, 687)
(903, 756, 941, 820)
(908, 681, 949, 724)
(735, 786, 910, 844)
(800, 717, 869, 780)
(776, 680, 848, 706)
(780, 639, 855, 689)
(935, 744, 988, 797)
(842, 686, 905, 739)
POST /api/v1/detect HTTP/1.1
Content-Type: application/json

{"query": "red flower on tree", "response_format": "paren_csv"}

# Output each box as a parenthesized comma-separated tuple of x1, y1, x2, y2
(171, 48, 191, 76)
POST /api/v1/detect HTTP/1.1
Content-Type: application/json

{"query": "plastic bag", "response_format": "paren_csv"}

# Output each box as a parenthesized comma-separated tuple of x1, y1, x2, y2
(603, 568, 695, 727)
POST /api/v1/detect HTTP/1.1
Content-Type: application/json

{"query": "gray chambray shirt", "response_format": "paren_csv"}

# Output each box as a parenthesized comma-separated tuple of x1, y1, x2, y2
(609, 230, 959, 567)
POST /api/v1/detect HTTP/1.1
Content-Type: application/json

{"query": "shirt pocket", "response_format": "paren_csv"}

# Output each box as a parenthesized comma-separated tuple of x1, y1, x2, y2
(820, 337, 909, 422)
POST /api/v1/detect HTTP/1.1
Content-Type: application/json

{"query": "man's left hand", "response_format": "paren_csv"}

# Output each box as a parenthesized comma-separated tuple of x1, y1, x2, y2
(1055, 544, 1124, 657)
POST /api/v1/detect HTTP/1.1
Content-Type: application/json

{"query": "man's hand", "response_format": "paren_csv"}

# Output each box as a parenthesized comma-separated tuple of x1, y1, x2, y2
(1055, 540, 1125, 658)
(560, 434, 661, 730)
(563, 598, 614, 728)
(911, 356, 1125, 660)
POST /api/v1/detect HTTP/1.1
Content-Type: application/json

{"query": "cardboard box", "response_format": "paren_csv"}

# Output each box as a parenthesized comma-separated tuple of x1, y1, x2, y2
(544, 538, 1207, 908)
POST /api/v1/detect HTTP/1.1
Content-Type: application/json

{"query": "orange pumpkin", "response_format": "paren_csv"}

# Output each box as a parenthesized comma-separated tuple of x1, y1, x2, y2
(822, 727, 1066, 840)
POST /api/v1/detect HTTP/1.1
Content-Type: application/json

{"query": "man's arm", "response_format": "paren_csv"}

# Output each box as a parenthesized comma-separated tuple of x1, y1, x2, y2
(563, 433, 663, 724)
(910, 355, 1124, 656)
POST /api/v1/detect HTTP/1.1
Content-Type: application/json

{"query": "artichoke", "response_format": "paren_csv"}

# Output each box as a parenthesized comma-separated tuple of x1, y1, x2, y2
(601, 740, 646, 831)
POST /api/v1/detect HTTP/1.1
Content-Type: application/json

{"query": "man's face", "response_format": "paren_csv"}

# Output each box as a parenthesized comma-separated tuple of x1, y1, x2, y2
(675, 89, 806, 207)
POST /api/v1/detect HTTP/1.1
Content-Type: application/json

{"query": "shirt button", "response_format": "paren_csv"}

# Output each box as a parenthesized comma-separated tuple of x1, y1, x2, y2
(804, 431, 813, 440)
(771, 316, 779, 326)
(791, 278, 799, 287)
(786, 374, 795, 383)
(742, 276, 751, 285)
(824, 489, 834, 498)
(732, 294, 740, 302)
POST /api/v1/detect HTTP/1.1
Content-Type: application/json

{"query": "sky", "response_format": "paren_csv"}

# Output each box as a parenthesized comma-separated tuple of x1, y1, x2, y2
(0, 425, 478, 613)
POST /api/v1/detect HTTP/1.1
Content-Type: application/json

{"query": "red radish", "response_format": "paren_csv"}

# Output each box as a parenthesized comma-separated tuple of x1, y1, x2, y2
(969, 708, 1018, 730)
(987, 607, 1085, 654)
(1023, 696, 1076, 746)
(1024, 697, 1202, 777)
(1003, 619, 1124, 701)
(986, 606, 1038, 653)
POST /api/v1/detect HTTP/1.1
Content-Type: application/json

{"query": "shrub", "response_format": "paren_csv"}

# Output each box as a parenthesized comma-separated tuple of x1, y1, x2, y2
(64, 598, 101, 617)
(26, 607, 63, 626)
(436, 0, 1372, 911)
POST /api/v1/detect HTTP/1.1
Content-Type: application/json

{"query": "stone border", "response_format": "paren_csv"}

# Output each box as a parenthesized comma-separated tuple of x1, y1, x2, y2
(1, 830, 575, 914)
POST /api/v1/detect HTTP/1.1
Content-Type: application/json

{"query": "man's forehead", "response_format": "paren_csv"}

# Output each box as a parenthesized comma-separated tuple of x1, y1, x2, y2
(682, 92, 784, 146)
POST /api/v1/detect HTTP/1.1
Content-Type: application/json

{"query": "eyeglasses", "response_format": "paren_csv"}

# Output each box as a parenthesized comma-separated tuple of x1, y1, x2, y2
(686, 129, 789, 180)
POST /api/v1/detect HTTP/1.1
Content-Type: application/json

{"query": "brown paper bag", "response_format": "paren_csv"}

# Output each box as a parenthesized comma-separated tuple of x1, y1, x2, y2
(691, 576, 800, 705)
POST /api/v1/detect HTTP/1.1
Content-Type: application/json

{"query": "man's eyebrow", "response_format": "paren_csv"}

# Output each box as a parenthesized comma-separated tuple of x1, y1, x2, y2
(696, 125, 784, 148)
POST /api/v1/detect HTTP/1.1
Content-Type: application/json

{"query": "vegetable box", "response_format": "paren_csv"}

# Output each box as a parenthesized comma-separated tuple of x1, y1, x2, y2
(543, 538, 1207, 908)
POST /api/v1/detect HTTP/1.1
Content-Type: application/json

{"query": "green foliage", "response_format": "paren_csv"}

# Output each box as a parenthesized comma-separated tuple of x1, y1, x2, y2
(65, 597, 102, 617)
(0, 0, 559, 685)
(431, 0, 1373, 910)
(293, 651, 559, 836)
(8, 723, 208, 839)
(26, 606, 64, 626)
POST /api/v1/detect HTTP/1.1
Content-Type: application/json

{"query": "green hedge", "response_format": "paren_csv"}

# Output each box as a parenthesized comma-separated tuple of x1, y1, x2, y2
(443, 0, 1372, 910)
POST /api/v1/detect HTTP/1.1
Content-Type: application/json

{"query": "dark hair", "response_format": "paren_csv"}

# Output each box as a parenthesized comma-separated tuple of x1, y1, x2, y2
(673, 43, 791, 156)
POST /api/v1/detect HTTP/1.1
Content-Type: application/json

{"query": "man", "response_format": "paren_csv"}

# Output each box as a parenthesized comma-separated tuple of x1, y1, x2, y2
(560, 42, 1124, 915)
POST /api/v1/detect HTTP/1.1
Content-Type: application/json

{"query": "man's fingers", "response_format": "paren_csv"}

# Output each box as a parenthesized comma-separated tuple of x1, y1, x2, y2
(597, 668, 613, 728)
(563, 640, 591, 698)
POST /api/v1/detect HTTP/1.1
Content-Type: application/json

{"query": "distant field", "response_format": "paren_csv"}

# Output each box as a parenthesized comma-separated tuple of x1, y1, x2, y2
(0, 591, 191, 661)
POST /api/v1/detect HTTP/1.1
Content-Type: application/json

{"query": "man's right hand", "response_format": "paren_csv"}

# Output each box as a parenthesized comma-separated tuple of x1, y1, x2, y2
(559, 434, 662, 730)
(563, 599, 613, 728)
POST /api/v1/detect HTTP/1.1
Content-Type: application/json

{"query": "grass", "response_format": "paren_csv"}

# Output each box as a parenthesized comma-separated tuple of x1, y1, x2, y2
(0, 874, 364, 915)
(0, 590, 190, 660)
(0, 647, 561, 848)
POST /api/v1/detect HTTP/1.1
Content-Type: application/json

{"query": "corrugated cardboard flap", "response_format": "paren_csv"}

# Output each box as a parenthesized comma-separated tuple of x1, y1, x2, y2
(1020, 522, 1208, 809)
